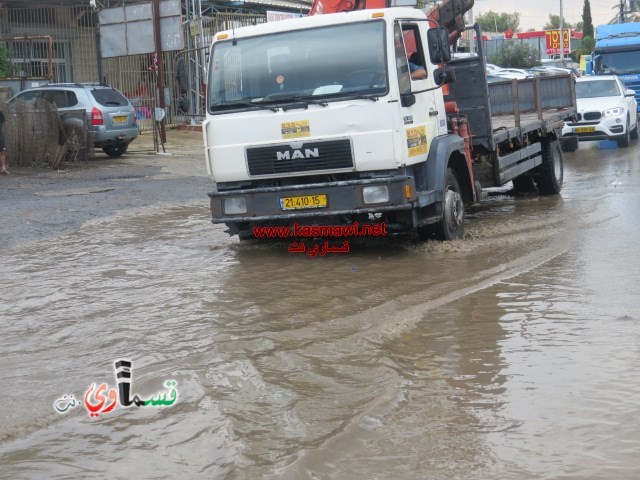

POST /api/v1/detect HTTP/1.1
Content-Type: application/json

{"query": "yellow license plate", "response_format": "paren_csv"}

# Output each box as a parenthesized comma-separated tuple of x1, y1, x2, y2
(280, 194, 327, 210)
(113, 116, 127, 124)
(575, 126, 596, 133)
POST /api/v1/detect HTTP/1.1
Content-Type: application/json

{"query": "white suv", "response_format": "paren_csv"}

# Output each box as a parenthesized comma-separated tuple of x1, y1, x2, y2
(9, 83, 139, 157)
(562, 75, 638, 149)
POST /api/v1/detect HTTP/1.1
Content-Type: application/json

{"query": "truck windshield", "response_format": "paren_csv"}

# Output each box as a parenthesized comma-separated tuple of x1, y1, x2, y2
(594, 51, 640, 75)
(208, 20, 387, 112)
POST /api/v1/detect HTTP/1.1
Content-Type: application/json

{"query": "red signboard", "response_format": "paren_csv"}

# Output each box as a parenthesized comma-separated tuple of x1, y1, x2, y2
(545, 29, 571, 55)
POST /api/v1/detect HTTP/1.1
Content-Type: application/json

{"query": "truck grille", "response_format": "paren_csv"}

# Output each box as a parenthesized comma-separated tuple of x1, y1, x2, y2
(247, 139, 353, 176)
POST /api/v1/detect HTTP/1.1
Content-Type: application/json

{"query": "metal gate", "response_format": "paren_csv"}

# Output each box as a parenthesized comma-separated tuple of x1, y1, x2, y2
(1, 4, 273, 130)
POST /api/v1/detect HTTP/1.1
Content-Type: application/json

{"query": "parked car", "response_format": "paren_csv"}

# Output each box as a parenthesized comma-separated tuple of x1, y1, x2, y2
(8, 83, 139, 157)
(485, 65, 532, 81)
(528, 66, 580, 79)
(486, 74, 507, 83)
(490, 71, 531, 81)
(562, 75, 638, 149)
(494, 68, 533, 77)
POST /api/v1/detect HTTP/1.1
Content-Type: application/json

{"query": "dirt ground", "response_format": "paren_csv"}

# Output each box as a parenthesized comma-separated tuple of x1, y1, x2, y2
(3, 127, 208, 177)
(0, 127, 213, 250)
(128, 127, 205, 157)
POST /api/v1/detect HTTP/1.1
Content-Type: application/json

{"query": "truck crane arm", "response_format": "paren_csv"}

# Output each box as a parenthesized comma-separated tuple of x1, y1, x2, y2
(309, 0, 474, 45)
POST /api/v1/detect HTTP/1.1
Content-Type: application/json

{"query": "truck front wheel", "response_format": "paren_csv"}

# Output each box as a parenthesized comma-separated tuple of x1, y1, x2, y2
(536, 140, 563, 195)
(430, 168, 465, 241)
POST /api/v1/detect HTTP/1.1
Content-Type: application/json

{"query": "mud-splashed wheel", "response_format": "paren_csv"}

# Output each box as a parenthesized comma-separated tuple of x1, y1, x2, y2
(512, 175, 538, 194)
(429, 168, 465, 241)
(536, 140, 563, 195)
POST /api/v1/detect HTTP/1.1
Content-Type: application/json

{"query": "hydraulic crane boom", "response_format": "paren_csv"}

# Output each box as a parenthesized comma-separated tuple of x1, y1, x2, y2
(309, 0, 474, 45)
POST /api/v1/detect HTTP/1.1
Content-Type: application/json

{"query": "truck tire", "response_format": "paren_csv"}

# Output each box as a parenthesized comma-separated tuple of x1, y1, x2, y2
(561, 136, 578, 152)
(536, 140, 563, 195)
(512, 175, 537, 193)
(430, 168, 465, 241)
(616, 119, 630, 148)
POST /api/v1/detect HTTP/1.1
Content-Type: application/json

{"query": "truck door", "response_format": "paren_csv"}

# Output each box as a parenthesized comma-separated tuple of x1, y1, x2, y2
(394, 22, 442, 163)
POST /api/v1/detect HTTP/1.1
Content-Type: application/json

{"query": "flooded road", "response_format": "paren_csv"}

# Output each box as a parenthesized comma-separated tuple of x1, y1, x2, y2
(1, 140, 639, 479)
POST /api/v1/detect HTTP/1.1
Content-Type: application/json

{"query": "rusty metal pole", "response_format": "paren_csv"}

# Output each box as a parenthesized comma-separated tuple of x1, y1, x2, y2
(153, 0, 167, 143)
(47, 37, 54, 80)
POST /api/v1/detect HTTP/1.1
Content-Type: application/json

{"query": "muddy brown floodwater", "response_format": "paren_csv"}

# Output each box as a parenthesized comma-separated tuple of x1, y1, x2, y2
(1, 140, 639, 479)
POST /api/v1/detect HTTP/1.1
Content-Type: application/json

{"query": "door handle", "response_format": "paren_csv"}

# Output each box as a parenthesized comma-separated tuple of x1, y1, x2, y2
(429, 110, 439, 116)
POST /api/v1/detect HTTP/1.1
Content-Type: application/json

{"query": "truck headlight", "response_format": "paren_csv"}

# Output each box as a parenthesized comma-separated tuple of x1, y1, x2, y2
(363, 186, 389, 204)
(223, 197, 247, 214)
(603, 107, 624, 117)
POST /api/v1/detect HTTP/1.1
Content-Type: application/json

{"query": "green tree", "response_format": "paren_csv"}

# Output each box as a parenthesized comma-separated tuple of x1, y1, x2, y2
(476, 11, 520, 32)
(488, 42, 541, 68)
(582, 0, 594, 38)
(573, 35, 595, 60)
(543, 14, 573, 30)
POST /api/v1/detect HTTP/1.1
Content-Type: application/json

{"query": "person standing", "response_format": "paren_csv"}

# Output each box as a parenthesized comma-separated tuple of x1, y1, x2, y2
(0, 107, 8, 175)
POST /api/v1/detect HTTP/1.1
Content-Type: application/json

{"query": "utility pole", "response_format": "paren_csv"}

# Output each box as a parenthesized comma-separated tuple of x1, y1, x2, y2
(468, 8, 475, 55)
(153, 0, 167, 143)
(620, 0, 625, 23)
(559, 0, 564, 64)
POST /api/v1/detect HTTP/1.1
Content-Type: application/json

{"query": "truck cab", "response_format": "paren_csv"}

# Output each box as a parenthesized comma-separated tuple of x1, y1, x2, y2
(204, 8, 461, 239)
(589, 23, 640, 116)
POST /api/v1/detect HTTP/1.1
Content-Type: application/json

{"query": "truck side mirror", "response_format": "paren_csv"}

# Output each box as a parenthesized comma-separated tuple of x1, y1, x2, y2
(586, 61, 593, 75)
(433, 67, 456, 86)
(401, 93, 416, 107)
(427, 27, 451, 65)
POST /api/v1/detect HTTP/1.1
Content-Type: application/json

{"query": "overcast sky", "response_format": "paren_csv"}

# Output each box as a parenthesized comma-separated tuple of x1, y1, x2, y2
(472, 0, 622, 31)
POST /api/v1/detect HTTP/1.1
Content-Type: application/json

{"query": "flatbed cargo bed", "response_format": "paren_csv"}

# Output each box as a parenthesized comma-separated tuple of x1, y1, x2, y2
(491, 108, 574, 144)
(445, 54, 576, 187)
(446, 59, 576, 149)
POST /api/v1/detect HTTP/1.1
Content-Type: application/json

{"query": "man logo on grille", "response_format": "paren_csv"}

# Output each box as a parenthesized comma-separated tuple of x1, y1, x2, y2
(276, 148, 320, 160)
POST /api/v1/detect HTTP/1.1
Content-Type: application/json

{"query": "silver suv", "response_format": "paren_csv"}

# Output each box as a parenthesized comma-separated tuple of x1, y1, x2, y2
(9, 83, 139, 157)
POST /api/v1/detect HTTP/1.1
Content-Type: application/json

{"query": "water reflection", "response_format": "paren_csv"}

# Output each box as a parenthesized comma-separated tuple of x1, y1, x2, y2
(1, 142, 640, 478)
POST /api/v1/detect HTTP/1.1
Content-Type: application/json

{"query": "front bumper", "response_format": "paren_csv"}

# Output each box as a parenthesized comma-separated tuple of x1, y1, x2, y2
(562, 114, 628, 141)
(208, 175, 418, 224)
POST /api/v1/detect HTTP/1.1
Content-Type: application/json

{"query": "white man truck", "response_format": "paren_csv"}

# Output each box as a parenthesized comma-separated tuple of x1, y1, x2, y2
(203, 0, 576, 240)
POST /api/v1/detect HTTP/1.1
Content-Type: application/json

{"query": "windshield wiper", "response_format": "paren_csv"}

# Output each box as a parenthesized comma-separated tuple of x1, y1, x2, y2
(338, 94, 379, 102)
(211, 100, 278, 112)
(262, 93, 328, 107)
(288, 95, 328, 107)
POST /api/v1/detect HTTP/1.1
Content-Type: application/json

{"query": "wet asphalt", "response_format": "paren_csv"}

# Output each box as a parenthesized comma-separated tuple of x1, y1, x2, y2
(0, 130, 212, 250)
